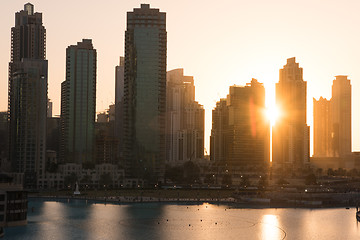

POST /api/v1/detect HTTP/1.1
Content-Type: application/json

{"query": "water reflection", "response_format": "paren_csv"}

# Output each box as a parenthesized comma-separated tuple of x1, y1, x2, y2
(38, 202, 67, 239)
(120, 203, 165, 239)
(261, 214, 284, 240)
(4, 200, 360, 240)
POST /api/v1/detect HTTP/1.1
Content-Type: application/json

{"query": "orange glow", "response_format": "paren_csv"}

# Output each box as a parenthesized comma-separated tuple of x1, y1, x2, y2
(266, 104, 280, 126)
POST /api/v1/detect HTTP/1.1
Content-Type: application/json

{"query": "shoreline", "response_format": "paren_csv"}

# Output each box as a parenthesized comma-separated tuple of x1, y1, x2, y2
(28, 195, 357, 209)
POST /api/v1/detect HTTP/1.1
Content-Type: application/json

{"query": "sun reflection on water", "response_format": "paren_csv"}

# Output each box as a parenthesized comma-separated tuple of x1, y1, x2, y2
(261, 214, 284, 240)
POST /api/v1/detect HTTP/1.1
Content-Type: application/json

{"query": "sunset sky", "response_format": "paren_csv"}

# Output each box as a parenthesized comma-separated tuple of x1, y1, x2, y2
(1, 0, 360, 155)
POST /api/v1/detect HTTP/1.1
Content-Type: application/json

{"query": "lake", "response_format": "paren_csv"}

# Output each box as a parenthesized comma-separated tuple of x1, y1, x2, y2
(4, 199, 360, 239)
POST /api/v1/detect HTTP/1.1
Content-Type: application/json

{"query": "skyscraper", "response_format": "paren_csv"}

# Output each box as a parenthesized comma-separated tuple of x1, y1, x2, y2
(60, 39, 96, 166)
(8, 3, 47, 189)
(210, 79, 270, 167)
(166, 69, 205, 166)
(313, 97, 332, 157)
(272, 57, 310, 168)
(10, 3, 46, 63)
(115, 57, 124, 162)
(210, 99, 228, 164)
(331, 75, 351, 157)
(123, 4, 167, 182)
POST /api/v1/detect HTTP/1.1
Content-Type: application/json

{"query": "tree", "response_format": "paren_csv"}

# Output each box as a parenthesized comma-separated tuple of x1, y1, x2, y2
(327, 168, 334, 176)
(183, 161, 200, 184)
(81, 175, 92, 186)
(305, 173, 317, 185)
(64, 173, 78, 189)
(240, 175, 250, 187)
(99, 173, 112, 188)
(348, 168, 358, 177)
(258, 176, 268, 189)
(222, 174, 232, 186)
(204, 174, 215, 184)
(165, 165, 184, 183)
(276, 177, 289, 185)
(336, 168, 347, 176)
(316, 168, 323, 177)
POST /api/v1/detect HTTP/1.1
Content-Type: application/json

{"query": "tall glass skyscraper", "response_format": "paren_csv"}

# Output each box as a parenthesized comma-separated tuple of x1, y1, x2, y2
(123, 4, 167, 182)
(272, 57, 310, 168)
(8, 3, 48, 189)
(60, 39, 96, 166)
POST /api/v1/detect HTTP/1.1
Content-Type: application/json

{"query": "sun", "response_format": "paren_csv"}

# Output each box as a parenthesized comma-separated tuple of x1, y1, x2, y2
(266, 104, 280, 126)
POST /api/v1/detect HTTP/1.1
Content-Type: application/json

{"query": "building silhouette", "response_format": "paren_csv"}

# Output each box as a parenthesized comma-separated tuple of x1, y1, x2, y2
(313, 76, 351, 158)
(95, 106, 118, 165)
(272, 57, 310, 168)
(210, 99, 228, 165)
(8, 3, 48, 189)
(331, 76, 351, 157)
(123, 4, 167, 182)
(60, 39, 96, 166)
(115, 57, 124, 163)
(0, 112, 8, 162)
(210, 79, 270, 168)
(166, 69, 205, 166)
(313, 97, 332, 157)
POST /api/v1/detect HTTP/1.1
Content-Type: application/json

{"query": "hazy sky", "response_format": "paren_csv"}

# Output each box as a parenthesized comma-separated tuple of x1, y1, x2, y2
(1, 0, 360, 155)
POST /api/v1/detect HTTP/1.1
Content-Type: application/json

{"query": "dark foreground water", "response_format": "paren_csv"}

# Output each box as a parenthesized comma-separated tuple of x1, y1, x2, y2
(4, 199, 360, 239)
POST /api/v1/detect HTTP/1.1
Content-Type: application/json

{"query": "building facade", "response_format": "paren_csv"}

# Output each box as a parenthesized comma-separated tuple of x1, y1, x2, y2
(210, 79, 270, 168)
(331, 75, 351, 157)
(123, 4, 167, 182)
(115, 57, 124, 163)
(272, 57, 310, 168)
(313, 75, 351, 158)
(313, 97, 332, 157)
(166, 69, 205, 166)
(60, 39, 96, 166)
(210, 99, 228, 164)
(8, 3, 47, 189)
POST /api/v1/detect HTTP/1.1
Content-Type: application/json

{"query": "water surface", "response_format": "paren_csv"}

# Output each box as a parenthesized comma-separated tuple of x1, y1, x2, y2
(4, 199, 360, 239)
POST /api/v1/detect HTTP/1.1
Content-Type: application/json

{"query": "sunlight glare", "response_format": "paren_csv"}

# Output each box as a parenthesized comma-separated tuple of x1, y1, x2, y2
(266, 105, 280, 126)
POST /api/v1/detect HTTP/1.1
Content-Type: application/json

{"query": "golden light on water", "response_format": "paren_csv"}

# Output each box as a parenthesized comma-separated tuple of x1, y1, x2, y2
(261, 214, 283, 240)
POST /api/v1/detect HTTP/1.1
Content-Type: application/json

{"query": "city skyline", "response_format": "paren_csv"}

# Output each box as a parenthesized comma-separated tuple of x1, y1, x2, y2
(1, 1, 360, 155)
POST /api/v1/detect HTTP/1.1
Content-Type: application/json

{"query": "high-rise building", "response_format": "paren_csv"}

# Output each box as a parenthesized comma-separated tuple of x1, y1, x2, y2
(123, 4, 167, 182)
(166, 69, 204, 166)
(10, 3, 46, 63)
(272, 57, 310, 168)
(210, 79, 270, 167)
(8, 3, 48, 189)
(331, 75, 351, 157)
(115, 57, 125, 105)
(47, 98, 53, 118)
(313, 97, 332, 157)
(95, 107, 118, 165)
(60, 39, 96, 166)
(210, 99, 228, 164)
(115, 57, 124, 162)
(0, 112, 8, 158)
